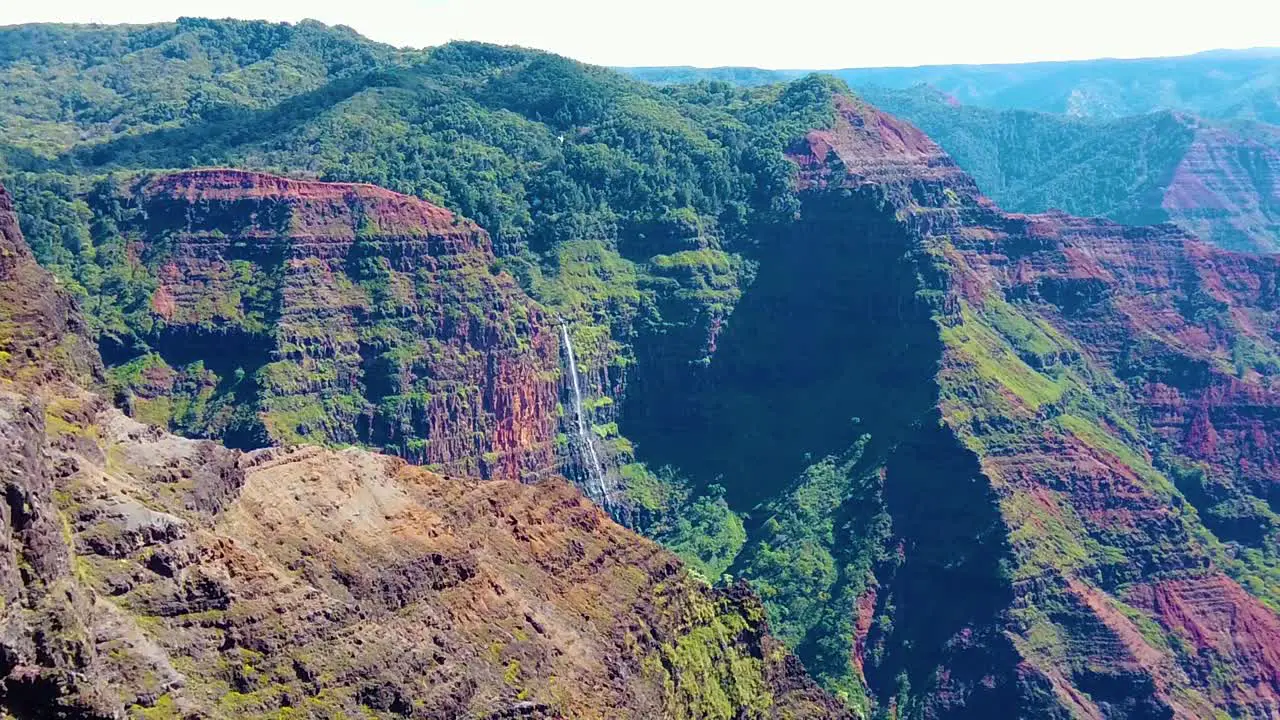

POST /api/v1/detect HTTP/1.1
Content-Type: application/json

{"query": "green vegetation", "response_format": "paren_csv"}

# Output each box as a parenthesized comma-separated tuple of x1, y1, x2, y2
(625, 54, 1280, 252)
(733, 434, 890, 710)
(0, 18, 392, 159)
(1057, 413, 1174, 495)
(856, 86, 1197, 227)
(0, 21, 845, 479)
(940, 303, 1068, 412)
(0, 27, 860, 657)
(655, 483, 746, 581)
(7, 19, 1280, 718)
(643, 581, 775, 720)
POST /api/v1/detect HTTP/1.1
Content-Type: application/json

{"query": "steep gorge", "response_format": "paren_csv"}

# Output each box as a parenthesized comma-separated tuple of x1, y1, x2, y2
(0, 177, 850, 719)
(786, 98, 1280, 717)
(614, 94, 1280, 717)
(31, 96, 1280, 720)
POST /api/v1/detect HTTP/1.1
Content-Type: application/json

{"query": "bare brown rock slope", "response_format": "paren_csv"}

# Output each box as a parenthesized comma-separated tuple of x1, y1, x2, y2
(0, 180, 847, 719)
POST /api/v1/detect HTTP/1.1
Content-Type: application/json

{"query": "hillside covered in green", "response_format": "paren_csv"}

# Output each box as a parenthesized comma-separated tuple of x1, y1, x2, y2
(856, 85, 1196, 225)
(856, 85, 1280, 252)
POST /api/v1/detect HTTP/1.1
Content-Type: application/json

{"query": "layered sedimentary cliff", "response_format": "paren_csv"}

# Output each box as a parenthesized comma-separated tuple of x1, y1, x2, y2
(777, 94, 1280, 718)
(99, 169, 559, 481)
(5, 53, 1278, 716)
(1161, 121, 1280, 253)
(0, 178, 850, 718)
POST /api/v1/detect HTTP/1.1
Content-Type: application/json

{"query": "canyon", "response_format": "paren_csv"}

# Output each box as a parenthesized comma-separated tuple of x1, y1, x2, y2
(0, 20, 1278, 719)
(0, 179, 846, 719)
(780, 96, 1280, 717)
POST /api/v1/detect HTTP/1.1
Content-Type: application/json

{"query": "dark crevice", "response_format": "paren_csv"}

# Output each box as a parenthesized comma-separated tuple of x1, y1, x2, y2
(623, 189, 1027, 715)
(623, 190, 937, 509)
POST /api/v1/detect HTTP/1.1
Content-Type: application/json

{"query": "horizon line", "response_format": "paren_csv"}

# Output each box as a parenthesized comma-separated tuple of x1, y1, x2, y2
(2, 16, 1277, 71)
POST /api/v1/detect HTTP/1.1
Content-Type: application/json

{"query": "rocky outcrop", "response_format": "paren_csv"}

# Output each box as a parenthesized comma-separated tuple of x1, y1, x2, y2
(102, 169, 559, 481)
(50, 411, 846, 718)
(0, 388, 848, 718)
(1, 182, 167, 717)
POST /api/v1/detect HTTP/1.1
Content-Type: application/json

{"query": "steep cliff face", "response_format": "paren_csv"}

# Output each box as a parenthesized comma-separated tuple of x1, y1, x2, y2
(0, 179, 849, 719)
(540, 92, 1280, 718)
(0, 182, 99, 387)
(1161, 122, 1280, 252)
(6, 30, 1280, 716)
(1, 183, 120, 716)
(94, 169, 559, 481)
(779, 95, 1280, 718)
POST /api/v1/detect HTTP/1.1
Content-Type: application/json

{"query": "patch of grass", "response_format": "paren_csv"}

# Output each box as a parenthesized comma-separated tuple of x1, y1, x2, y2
(1003, 489, 1095, 580)
(643, 586, 775, 720)
(132, 396, 174, 428)
(940, 303, 1068, 412)
(1057, 414, 1175, 497)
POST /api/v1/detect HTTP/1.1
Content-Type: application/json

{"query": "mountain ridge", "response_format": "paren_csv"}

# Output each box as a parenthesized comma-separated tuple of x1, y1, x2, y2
(854, 85, 1280, 252)
(619, 46, 1280, 123)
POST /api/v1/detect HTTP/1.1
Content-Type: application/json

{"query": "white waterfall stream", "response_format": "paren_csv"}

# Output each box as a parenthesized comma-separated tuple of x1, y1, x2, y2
(559, 324, 611, 509)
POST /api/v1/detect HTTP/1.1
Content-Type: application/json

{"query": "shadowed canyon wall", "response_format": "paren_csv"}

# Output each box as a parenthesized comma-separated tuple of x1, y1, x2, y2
(1, 28, 1277, 716)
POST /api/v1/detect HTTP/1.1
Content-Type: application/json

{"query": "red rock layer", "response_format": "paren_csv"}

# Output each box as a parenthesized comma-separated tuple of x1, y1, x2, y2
(1162, 124, 1280, 253)
(143, 169, 483, 254)
(794, 95, 1280, 718)
(792, 94, 978, 193)
(127, 169, 559, 481)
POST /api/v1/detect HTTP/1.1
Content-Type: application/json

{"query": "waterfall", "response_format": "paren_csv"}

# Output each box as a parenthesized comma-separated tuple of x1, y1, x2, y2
(559, 324, 611, 510)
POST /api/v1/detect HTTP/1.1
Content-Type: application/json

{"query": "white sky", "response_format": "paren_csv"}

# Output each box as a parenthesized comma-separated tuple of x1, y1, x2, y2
(1, 0, 1278, 69)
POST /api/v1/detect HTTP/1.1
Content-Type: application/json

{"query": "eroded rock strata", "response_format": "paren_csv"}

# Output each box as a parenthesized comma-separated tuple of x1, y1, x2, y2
(1, 43, 1277, 717)
(97, 170, 559, 481)
(774, 94, 1280, 718)
(1161, 120, 1280, 253)
(0, 179, 848, 719)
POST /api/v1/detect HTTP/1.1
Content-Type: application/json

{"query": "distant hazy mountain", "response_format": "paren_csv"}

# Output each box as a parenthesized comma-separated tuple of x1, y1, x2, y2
(858, 85, 1280, 252)
(621, 65, 795, 86)
(620, 47, 1280, 123)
